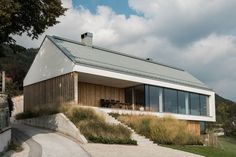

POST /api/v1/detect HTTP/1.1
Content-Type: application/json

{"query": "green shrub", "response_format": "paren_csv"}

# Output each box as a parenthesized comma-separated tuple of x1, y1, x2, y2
(15, 111, 39, 120)
(118, 115, 202, 145)
(87, 136, 137, 145)
(224, 117, 236, 137)
(8, 141, 23, 152)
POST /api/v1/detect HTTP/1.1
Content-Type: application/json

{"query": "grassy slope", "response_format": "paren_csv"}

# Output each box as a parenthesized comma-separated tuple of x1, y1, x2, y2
(16, 107, 137, 145)
(165, 136, 236, 157)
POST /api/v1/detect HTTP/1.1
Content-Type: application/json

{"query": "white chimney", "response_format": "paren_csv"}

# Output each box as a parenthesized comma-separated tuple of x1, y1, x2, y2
(81, 32, 93, 46)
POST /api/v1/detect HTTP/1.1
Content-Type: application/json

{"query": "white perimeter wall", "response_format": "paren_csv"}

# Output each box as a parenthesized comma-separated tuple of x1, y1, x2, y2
(74, 65, 216, 122)
(23, 37, 75, 86)
(0, 129, 11, 153)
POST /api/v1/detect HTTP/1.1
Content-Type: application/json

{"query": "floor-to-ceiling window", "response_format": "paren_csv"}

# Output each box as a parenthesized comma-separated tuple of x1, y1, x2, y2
(134, 85, 145, 109)
(163, 88, 178, 113)
(178, 91, 187, 114)
(125, 88, 132, 104)
(125, 84, 209, 116)
(200, 95, 208, 116)
(190, 93, 200, 115)
(145, 85, 160, 112)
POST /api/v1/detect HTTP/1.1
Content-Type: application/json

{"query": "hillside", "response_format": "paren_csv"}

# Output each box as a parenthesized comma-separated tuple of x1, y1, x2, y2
(0, 44, 37, 95)
(215, 94, 236, 125)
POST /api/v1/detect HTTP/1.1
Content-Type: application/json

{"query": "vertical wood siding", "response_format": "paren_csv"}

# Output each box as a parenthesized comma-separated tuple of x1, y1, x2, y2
(78, 82, 124, 107)
(24, 73, 76, 111)
(187, 121, 200, 135)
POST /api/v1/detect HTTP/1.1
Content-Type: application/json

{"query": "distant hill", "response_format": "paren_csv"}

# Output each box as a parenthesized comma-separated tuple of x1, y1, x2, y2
(0, 44, 38, 95)
(215, 94, 236, 125)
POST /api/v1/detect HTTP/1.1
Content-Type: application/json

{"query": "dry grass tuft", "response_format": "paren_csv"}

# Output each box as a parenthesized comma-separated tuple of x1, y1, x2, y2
(118, 115, 202, 145)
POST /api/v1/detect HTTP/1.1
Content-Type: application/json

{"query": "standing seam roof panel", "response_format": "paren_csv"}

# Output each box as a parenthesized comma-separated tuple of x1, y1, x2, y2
(48, 36, 210, 90)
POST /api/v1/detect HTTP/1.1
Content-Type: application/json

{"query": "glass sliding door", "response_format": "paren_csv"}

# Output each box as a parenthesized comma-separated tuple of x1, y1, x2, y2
(178, 91, 187, 114)
(200, 95, 208, 116)
(134, 85, 145, 110)
(163, 88, 178, 113)
(145, 85, 160, 112)
(190, 93, 200, 115)
(125, 84, 209, 115)
(125, 88, 132, 104)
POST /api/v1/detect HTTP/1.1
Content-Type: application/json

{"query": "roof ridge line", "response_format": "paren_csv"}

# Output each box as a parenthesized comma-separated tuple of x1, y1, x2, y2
(51, 35, 185, 72)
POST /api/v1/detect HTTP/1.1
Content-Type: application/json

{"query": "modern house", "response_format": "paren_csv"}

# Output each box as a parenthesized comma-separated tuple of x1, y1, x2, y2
(23, 32, 215, 134)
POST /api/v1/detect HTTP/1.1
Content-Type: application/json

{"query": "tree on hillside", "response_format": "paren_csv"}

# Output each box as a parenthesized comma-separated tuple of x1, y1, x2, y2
(0, 0, 67, 44)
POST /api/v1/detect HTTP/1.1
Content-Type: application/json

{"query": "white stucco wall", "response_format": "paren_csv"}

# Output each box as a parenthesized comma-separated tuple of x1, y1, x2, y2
(23, 37, 75, 86)
(0, 129, 11, 153)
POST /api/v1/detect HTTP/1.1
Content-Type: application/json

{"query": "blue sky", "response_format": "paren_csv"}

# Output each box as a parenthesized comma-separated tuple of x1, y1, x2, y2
(14, 0, 236, 101)
(72, 0, 137, 16)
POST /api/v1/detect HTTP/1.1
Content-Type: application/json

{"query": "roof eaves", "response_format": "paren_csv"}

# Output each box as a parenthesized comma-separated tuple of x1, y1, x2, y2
(75, 61, 212, 91)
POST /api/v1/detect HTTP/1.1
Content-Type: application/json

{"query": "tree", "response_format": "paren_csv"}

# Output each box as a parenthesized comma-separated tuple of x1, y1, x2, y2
(0, 0, 67, 44)
(224, 117, 236, 137)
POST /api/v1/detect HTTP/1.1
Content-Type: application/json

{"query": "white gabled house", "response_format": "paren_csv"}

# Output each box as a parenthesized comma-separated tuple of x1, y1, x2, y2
(24, 32, 216, 135)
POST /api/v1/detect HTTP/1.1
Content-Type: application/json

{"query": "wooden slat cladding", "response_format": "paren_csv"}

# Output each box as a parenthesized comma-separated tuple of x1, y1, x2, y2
(78, 82, 124, 107)
(24, 73, 76, 111)
(187, 121, 200, 135)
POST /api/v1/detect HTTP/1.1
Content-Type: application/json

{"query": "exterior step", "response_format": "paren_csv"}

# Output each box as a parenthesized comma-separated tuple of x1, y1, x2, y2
(96, 108, 157, 147)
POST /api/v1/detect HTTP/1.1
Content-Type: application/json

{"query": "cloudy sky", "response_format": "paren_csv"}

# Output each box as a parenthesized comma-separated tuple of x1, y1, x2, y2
(14, 0, 236, 101)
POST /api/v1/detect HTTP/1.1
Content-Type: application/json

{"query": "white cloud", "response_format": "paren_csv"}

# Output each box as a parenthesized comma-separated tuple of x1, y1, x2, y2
(13, 0, 236, 101)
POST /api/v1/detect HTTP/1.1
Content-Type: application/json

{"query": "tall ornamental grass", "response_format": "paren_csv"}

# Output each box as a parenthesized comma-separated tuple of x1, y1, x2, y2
(118, 115, 202, 145)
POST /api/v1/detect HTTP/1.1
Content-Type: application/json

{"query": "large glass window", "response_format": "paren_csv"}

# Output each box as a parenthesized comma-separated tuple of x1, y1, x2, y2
(178, 91, 187, 114)
(125, 88, 132, 104)
(200, 95, 208, 116)
(134, 85, 145, 107)
(125, 84, 209, 116)
(190, 93, 200, 115)
(146, 86, 160, 112)
(164, 88, 178, 113)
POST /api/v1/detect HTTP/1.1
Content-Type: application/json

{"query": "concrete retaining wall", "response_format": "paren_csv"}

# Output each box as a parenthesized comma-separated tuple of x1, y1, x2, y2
(17, 113, 87, 143)
(0, 128, 11, 154)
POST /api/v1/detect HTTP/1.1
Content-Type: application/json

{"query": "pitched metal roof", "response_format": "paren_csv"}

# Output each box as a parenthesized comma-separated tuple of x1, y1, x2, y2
(47, 35, 211, 90)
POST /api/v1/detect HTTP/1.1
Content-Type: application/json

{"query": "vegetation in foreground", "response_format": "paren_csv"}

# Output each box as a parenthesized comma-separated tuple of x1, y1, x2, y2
(62, 106, 137, 145)
(165, 136, 236, 157)
(15, 108, 60, 120)
(115, 114, 202, 145)
(8, 141, 23, 153)
(15, 106, 137, 145)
